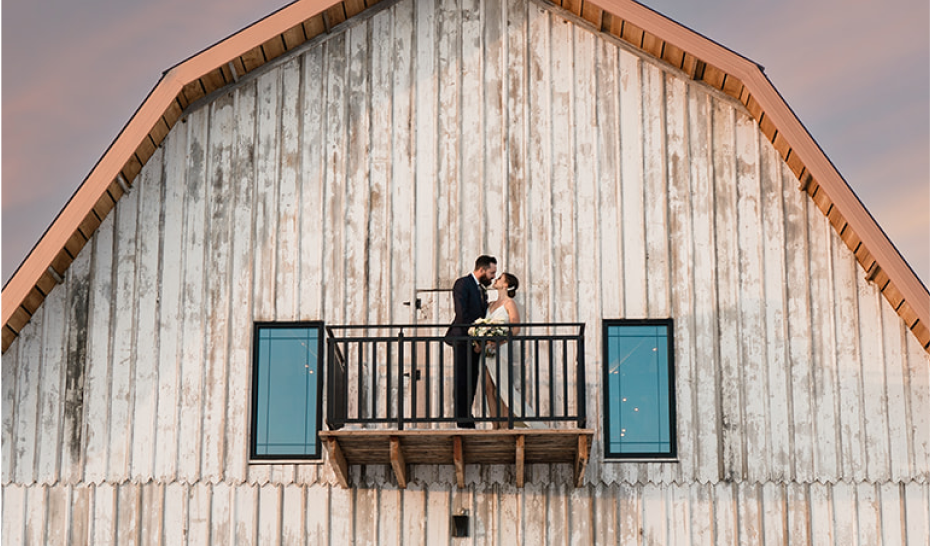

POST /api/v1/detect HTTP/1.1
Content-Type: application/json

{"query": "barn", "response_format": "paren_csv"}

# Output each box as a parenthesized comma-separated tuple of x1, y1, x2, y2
(2, 0, 928, 543)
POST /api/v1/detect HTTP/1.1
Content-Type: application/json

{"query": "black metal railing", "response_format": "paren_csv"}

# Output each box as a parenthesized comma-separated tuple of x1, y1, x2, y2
(326, 323, 586, 430)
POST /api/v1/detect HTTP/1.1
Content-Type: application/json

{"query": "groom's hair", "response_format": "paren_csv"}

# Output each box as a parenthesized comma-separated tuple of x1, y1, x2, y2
(474, 255, 497, 270)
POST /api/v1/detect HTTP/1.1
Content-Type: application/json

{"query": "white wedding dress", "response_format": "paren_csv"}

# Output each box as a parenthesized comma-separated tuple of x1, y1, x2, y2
(484, 304, 543, 428)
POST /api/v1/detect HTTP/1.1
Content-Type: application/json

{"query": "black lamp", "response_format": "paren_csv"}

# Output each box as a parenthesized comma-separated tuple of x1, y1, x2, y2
(451, 510, 469, 538)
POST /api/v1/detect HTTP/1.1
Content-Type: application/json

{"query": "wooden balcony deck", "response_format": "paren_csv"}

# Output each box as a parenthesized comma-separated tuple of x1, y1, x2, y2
(320, 428, 594, 489)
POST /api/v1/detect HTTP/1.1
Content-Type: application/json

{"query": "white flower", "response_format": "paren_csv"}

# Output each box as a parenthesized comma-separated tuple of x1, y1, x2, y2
(469, 317, 509, 356)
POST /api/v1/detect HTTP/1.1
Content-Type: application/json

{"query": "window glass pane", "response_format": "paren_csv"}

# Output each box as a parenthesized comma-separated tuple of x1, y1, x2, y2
(604, 322, 674, 457)
(253, 325, 321, 458)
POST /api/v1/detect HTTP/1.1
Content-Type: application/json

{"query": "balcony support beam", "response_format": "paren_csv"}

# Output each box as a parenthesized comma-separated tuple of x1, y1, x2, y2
(515, 435, 525, 488)
(574, 435, 590, 487)
(390, 436, 408, 488)
(326, 438, 350, 488)
(453, 436, 465, 488)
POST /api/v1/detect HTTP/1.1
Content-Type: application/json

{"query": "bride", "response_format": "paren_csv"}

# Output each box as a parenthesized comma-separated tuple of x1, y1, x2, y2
(480, 273, 543, 429)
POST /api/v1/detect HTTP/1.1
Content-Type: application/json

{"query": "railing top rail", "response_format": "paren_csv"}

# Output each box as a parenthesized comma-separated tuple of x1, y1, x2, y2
(325, 322, 585, 332)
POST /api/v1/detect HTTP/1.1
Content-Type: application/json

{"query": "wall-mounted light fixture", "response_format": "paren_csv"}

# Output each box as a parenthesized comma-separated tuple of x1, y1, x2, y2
(451, 510, 469, 538)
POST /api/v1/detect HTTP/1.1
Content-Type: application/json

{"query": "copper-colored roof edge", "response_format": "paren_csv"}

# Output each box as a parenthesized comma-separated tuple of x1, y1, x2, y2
(3, 0, 928, 347)
(1, 0, 344, 328)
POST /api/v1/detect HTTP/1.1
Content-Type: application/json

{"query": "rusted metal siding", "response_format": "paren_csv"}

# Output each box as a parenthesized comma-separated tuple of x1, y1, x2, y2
(2, 0, 928, 542)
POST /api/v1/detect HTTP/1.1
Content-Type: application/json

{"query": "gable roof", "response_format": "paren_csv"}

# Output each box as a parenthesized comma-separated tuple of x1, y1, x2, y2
(3, 0, 928, 353)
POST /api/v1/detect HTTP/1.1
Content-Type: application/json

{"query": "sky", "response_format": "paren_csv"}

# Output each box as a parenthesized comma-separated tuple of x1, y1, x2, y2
(3, 0, 928, 288)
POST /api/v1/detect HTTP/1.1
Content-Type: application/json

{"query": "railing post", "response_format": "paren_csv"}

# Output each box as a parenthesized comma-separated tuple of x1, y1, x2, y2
(507, 330, 514, 430)
(576, 326, 586, 429)
(397, 331, 405, 431)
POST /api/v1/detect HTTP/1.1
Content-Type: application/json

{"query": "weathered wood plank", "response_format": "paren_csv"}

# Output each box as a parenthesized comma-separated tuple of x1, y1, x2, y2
(735, 111, 768, 483)
(594, 32, 622, 482)
(154, 125, 187, 483)
(642, 484, 667, 545)
(527, 3, 553, 326)
(856, 483, 881, 546)
(355, 486, 377, 545)
(299, 45, 326, 323)
(810, 482, 834, 544)
(782, 161, 816, 483)
(619, 48, 647, 319)
(688, 85, 720, 483)
(92, 483, 116, 544)
(367, 8, 394, 329)
(458, 0, 483, 264)
(664, 73, 697, 484)
(116, 483, 141, 546)
(162, 483, 186, 545)
(833, 230, 867, 480)
(833, 481, 858, 546)
(108, 183, 139, 484)
(761, 483, 787, 546)
(573, 25, 600, 476)
(210, 483, 233, 545)
(880, 482, 905, 544)
(346, 22, 373, 421)
(253, 68, 282, 325)
(2, 485, 25, 545)
(759, 139, 792, 482)
(617, 483, 642, 544)
(483, 0, 506, 258)
(23, 485, 46, 545)
(128, 148, 163, 484)
(506, 0, 529, 305)
(35, 271, 66, 485)
(643, 62, 670, 319)
(424, 484, 451, 545)
(907, 332, 930, 477)
(176, 107, 209, 484)
(258, 484, 282, 544)
(305, 484, 330, 543)
(715, 483, 738, 545)
(83, 213, 115, 484)
(809, 209, 841, 478)
(13, 300, 42, 486)
(712, 99, 743, 483)
(200, 93, 234, 484)
(882, 290, 911, 481)
(1, 340, 18, 484)
(276, 58, 303, 321)
(904, 483, 930, 546)
(224, 79, 257, 484)
(234, 484, 258, 546)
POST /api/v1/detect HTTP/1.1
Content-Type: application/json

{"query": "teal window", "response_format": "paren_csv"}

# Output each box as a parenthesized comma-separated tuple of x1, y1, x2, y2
(602, 320, 676, 458)
(251, 323, 323, 459)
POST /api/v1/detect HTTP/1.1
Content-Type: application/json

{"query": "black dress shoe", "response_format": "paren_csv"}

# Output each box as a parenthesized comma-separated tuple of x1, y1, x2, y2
(457, 421, 476, 429)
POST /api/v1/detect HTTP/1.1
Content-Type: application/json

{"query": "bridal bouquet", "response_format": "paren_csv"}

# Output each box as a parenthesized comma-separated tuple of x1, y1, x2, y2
(469, 317, 508, 357)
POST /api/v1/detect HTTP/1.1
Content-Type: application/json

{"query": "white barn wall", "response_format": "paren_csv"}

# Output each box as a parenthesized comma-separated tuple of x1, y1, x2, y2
(2, 0, 929, 542)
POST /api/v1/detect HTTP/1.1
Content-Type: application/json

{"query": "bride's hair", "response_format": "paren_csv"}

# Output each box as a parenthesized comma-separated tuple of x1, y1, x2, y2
(502, 273, 519, 298)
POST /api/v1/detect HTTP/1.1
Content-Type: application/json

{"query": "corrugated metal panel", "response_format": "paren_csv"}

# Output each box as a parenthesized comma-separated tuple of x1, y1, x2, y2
(2, 480, 928, 544)
(2, 0, 929, 541)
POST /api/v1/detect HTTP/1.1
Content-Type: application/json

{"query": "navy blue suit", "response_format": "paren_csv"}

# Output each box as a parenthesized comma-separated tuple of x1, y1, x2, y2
(445, 275, 488, 427)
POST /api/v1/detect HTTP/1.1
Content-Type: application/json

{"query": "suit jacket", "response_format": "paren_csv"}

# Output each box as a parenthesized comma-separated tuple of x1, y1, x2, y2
(444, 274, 488, 344)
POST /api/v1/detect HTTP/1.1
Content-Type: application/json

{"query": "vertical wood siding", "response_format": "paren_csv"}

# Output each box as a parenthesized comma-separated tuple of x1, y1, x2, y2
(2, 0, 928, 542)
(1, 481, 928, 545)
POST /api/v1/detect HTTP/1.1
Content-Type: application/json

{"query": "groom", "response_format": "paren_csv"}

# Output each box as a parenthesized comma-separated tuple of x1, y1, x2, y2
(445, 255, 497, 428)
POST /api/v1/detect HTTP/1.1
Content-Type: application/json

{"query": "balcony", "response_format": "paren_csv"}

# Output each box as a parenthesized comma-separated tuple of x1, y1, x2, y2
(320, 323, 593, 488)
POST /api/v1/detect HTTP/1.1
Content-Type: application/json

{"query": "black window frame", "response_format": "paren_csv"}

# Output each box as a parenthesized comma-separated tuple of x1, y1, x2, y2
(250, 321, 325, 461)
(601, 318, 677, 460)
